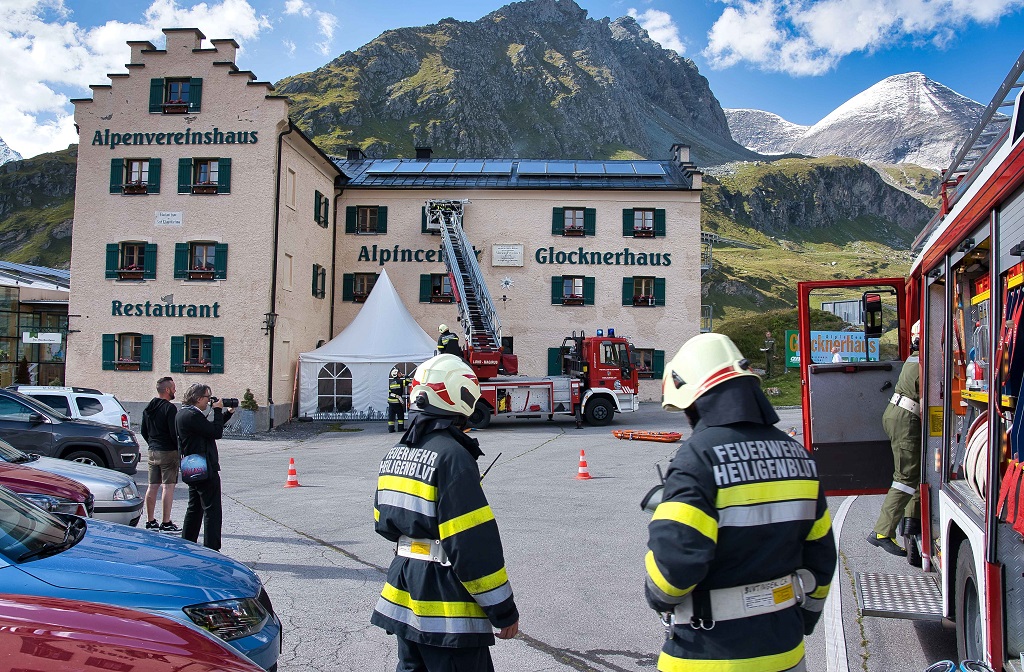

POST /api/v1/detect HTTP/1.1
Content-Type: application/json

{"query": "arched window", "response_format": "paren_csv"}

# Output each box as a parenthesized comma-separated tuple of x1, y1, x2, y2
(318, 362, 352, 413)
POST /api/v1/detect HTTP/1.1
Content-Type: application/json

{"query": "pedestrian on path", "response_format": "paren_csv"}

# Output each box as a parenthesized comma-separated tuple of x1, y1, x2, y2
(141, 376, 180, 533)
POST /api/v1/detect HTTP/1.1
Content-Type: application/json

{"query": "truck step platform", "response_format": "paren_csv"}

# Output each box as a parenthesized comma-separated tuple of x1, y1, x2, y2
(855, 572, 943, 621)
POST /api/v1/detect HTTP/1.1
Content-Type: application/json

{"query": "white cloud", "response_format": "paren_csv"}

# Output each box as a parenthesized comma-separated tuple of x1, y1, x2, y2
(0, 0, 272, 158)
(314, 10, 337, 56)
(627, 7, 686, 54)
(703, 0, 1024, 76)
(283, 38, 296, 57)
(283, 0, 312, 17)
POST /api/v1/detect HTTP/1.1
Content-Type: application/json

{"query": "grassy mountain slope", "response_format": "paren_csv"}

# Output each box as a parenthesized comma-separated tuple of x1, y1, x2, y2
(0, 147, 77, 269)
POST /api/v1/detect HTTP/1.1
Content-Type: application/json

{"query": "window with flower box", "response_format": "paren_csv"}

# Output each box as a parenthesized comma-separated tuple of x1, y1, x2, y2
(551, 275, 594, 305)
(632, 348, 665, 379)
(345, 206, 388, 234)
(177, 157, 231, 194)
(149, 77, 202, 114)
(174, 242, 227, 280)
(101, 333, 153, 371)
(419, 273, 454, 303)
(342, 273, 378, 302)
(109, 158, 161, 195)
(622, 208, 666, 238)
(105, 242, 157, 280)
(314, 191, 330, 228)
(622, 276, 665, 306)
(170, 335, 224, 374)
(551, 207, 595, 236)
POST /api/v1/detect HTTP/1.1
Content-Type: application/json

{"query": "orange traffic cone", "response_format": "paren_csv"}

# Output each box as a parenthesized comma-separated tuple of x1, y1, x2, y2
(576, 449, 592, 480)
(284, 457, 301, 488)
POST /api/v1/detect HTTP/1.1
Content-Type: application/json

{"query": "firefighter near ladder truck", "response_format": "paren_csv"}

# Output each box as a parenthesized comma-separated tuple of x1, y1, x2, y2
(425, 199, 640, 429)
(798, 49, 1024, 669)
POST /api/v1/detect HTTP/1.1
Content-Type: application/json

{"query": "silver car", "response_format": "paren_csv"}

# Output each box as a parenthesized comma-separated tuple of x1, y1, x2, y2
(0, 438, 143, 525)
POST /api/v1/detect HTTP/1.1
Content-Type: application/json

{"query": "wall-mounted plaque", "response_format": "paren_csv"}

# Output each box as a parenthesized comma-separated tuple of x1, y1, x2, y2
(492, 244, 524, 267)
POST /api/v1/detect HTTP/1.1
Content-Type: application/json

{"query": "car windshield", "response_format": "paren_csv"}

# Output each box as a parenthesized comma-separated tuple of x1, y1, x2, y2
(0, 486, 71, 563)
(0, 439, 34, 464)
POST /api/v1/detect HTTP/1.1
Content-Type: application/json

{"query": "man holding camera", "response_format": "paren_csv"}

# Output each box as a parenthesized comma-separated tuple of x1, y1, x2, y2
(176, 382, 235, 552)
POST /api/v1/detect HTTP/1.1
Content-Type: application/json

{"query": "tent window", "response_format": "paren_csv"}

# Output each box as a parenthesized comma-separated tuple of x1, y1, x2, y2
(317, 362, 353, 413)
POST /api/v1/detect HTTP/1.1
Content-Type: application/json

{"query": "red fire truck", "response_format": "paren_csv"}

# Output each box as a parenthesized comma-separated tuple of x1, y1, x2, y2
(426, 199, 640, 428)
(799, 51, 1024, 668)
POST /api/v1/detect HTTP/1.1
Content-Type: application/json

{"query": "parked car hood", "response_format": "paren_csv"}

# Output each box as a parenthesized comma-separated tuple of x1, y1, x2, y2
(15, 519, 262, 603)
(0, 462, 90, 502)
(30, 454, 137, 491)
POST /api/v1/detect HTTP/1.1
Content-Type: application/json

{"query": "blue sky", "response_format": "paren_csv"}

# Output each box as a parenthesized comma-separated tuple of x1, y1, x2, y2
(3, 0, 1024, 159)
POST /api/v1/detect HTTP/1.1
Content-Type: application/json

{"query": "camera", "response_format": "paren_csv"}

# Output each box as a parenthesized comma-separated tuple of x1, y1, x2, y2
(210, 396, 239, 408)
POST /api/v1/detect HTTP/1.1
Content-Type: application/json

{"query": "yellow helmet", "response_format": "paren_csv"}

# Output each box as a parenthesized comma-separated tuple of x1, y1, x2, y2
(662, 333, 758, 411)
(438, 324, 449, 334)
(410, 354, 480, 416)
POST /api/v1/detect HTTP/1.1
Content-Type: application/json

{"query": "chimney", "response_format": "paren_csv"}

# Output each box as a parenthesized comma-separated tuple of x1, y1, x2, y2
(415, 146, 432, 161)
(346, 147, 366, 161)
(670, 143, 690, 165)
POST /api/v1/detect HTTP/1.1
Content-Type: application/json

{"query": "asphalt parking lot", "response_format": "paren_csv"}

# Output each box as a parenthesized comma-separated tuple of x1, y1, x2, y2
(134, 405, 956, 672)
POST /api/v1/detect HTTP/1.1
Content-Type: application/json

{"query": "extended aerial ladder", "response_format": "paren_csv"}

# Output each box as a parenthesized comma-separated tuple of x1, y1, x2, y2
(427, 199, 508, 379)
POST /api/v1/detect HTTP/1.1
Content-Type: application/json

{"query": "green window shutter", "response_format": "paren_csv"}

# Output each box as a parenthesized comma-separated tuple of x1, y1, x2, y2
(622, 277, 633, 305)
(213, 243, 228, 279)
(583, 277, 595, 305)
(421, 207, 428, 233)
(149, 78, 164, 113)
(217, 157, 231, 194)
(654, 209, 666, 237)
(173, 243, 188, 279)
(178, 158, 192, 193)
(654, 277, 666, 306)
(346, 206, 357, 234)
(552, 207, 564, 235)
(143, 243, 157, 279)
(622, 209, 634, 237)
(652, 350, 665, 378)
(321, 196, 329, 228)
(102, 334, 116, 370)
(105, 243, 120, 279)
(320, 267, 327, 299)
(377, 206, 388, 233)
(551, 276, 563, 305)
(148, 158, 161, 194)
(188, 77, 203, 113)
(210, 336, 225, 373)
(419, 274, 432, 302)
(312, 264, 320, 297)
(170, 336, 185, 373)
(547, 347, 562, 375)
(140, 335, 154, 372)
(342, 273, 354, 301)
(109, 159, 124, 194)
(314, 191, 323, 224)
(584, 208, 596, 236)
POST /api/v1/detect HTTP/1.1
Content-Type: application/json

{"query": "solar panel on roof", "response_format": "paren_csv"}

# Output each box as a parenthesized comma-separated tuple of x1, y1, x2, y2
(483, 162, 513, 174)
(451, 162, 485, 174)
(546, 161, 576, 175)
(603, 163, 636, 174)
(423, 163, 455, 174)
(633, 163, 666, 176)
(365, 161, 400, 174)
(393, 163, 427, 174)
(518, 161, 547, 175)
(574, 163, 605, 174)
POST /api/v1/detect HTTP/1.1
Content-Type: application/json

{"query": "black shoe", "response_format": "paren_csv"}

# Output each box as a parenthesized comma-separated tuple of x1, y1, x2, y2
(867, 534, 907, 556)
(905, 535, 922, 567)
(388, 428, 395, 433)
(159, 521, 181, 533)
(900, 517, 921, 536)
(145, 519, 159, 530)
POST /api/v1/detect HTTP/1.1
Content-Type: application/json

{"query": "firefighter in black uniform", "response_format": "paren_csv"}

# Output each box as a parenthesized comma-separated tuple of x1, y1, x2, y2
(437, 324, 464, 359)
(645, 333, 837, 672)
(372, 353, 519, 671)
(387, 367, 410, 433)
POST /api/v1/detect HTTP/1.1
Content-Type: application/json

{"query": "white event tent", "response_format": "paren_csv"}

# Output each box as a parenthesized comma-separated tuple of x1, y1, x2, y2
(297, 268, 436, 419)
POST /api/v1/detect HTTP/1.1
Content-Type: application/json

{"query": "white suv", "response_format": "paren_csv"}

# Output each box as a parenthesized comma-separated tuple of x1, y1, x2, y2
(9, 386, 131, 429)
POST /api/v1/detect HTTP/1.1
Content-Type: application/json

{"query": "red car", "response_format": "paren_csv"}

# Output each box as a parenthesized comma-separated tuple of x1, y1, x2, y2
(0, 594, 264, 672)
(0, 461, 92, 517)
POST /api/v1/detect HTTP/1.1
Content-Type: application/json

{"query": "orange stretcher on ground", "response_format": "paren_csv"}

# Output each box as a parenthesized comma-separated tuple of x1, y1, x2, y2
(611, 429, 681, 443)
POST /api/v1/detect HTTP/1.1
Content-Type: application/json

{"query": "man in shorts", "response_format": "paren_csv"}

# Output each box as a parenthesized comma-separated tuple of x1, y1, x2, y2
(141, 376, 180, 532)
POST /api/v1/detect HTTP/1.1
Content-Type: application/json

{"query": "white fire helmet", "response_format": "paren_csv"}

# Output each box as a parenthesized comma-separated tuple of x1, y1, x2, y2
(911, 321, 920, 339)
(662, 333, 759, 412)
(390, 367, 400, 378)
(438, 324, 449, 334)
(409, 354, 480, 416)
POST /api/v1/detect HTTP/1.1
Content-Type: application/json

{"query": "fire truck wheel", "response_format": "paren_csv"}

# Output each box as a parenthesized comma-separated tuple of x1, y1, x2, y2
(584, 398, 614, 426)
(954, 540, 983, 662)
(467, 400, 492, 429)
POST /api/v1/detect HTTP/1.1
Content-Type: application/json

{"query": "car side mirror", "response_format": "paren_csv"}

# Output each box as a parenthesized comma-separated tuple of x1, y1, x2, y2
(27, 413, 46, 425)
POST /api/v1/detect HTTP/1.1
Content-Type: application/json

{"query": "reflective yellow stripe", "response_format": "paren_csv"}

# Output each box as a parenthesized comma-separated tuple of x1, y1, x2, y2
(810, 583, 830, 599)
(716, 480, 819, 508)
(438, 505, 494, 539)
(374, 507, 379, 522)
(462, 566, 509, 595)
(380, 583, 487, 618)
(652, 501, 718, 542)
(806, 510, 832, 541)
(377, 475, 437, 501)
(657, 641, 804, 672)
(645, 550, 694, 598)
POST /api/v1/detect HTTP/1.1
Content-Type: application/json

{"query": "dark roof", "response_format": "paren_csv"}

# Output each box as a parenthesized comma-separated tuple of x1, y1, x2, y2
(334, 158, 698, 190)
(0, 262, 70, 290)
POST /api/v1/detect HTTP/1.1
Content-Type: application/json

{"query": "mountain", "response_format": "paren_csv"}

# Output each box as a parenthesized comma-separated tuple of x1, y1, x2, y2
(723, 109, 808, 156)
(0, 137, 22, 166)
(0, 147, 76, 269)
(726, 73, 984, 170)
(276, 0, 760, 165)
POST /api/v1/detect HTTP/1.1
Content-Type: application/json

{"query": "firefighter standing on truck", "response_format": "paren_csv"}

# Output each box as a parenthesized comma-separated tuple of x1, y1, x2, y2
(387, 367, 409, 434)
(437, 324, 464, 359)
(371, 353, 519, 671)
(645, 333, 837, 672)
(868, 320, 922, 565)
